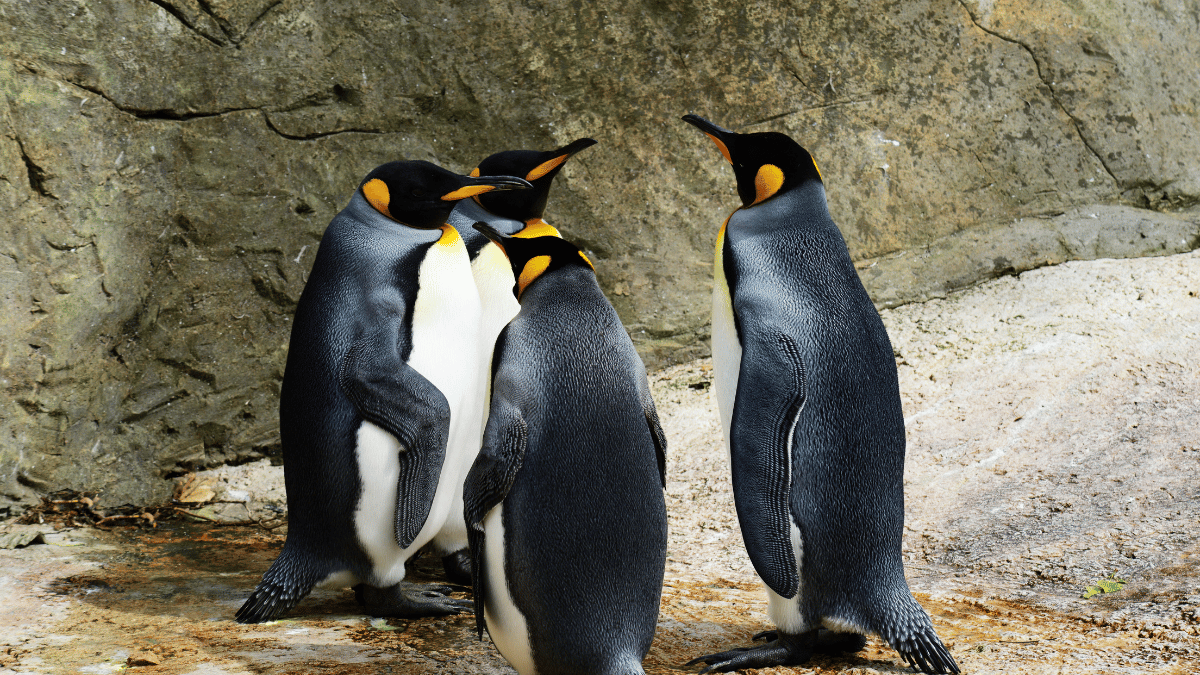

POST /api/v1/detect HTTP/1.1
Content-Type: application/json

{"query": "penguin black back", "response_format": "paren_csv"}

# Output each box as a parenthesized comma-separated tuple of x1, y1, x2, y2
(462, 225, 668, 675)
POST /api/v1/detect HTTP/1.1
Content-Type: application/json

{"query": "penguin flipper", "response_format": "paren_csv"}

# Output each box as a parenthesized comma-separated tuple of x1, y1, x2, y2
(635, 366, 668, 488)
(728, 329, 806, 599)
(339, 337, 452, 549)
(463, 400, 527, 639)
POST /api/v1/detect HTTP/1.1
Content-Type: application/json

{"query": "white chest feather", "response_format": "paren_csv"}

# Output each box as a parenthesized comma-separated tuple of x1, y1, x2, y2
(353, 232, 483, 584)
(482, 504, 536, 675)
(711, 233, 742, 459)
(472, 242, 521, 425)
(428, 240, 519, 554)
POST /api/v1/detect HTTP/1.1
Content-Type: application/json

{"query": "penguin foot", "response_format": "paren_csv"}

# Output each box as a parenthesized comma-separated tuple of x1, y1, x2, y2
(441, 549, 473, 586)
(753, 629, 867, 653)
(353, 582, 472, 618)
(686, 630, 818, 674)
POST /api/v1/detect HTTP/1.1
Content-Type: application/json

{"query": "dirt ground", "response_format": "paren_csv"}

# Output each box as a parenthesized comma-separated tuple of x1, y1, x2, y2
(2, 250, 1199, 675)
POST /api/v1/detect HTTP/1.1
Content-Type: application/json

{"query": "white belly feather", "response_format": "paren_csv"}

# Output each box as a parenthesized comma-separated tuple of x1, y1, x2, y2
(354, 228, 483, 584)
(711, 232, 742, 460)
(482, 504, 535, 675)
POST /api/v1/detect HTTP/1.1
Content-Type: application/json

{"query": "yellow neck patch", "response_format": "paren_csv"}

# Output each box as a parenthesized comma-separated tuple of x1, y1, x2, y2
(578, 251, 594, 270)
(436, 225, 461, 248)
(441, 184, 495, 201)
(715, 211, 733, 257)
(752, 164, 784, 205)
(517, 255, 551, 297)
(705, 133, 733, 164)
(514, 218, 561, 239)
(526, 154, 569, 181)
(812, 158, 823, 181)
(469, 167, 481, 177)
(363, 178, 393, 219)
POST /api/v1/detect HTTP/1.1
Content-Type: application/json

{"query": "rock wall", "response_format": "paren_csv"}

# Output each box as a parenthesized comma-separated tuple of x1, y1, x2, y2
(2, 0, 1199, 511)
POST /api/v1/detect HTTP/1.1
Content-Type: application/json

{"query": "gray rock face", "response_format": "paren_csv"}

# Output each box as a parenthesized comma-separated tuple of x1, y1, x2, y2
(2, 0, 1198, 510)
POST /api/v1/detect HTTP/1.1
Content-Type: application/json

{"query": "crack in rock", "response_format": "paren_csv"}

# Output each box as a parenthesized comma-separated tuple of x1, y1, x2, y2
(60, 77, 388, 140)
(261, 114, 389, 141)
(69, 80, 258, 120)
(144, 0, 226, 47)
(193, 0, 234, 41)
(243, 0, 285, 41)
(142, 0, 284, 46)
(955, 0, 1122, 190)
(13, 136, 54, 200)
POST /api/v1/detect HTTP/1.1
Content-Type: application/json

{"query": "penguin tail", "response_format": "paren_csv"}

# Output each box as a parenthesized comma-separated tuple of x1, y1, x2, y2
(877, 597, 960, 674)
(235, 549, 325, 624)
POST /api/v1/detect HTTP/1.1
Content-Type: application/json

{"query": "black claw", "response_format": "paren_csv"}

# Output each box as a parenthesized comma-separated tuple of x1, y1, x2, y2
(752, 630, 778, 642)
(354, 582, 474, 618)
(684, 648, 749, 668)
(685, 631, 810, 673)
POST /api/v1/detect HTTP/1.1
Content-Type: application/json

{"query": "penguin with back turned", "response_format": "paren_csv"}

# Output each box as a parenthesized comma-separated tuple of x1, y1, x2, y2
(432, 138, 598, 583)
(463, 225, 668, 675)
(235, 161, 532, 623)
(680, 115, 959, 674)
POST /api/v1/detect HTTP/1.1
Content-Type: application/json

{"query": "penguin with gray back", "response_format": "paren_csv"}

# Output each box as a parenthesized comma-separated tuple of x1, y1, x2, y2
(235, 161, 531, 623)
(463, 225, 668, 675)
(433, 139, 597, 584)
(680, 115, 959, 674)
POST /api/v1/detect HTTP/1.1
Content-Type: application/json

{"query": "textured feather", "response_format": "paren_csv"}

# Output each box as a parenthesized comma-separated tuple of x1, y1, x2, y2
(877, 597, 960, 674)
(235, 549, 325, 623)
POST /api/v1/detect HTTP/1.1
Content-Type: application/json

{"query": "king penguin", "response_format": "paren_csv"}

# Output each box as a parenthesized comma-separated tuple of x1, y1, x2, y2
(462, 225, 668, 675)
(679, 115, 959, 674)
(235, 161, 532, 623)
(432, 138, 598, 584)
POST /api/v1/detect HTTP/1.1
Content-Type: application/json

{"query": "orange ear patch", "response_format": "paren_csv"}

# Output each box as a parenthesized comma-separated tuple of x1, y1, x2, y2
(441, 184, 496, 201)
(363, 178, 393, 219)
(704, 133, 733, 164)
(525, 154, 569, 181)
(517, 255, 552, 297)
(752, 164, 784, 205)
(469, 167, 481, 177)
(514, 218, 561, 239)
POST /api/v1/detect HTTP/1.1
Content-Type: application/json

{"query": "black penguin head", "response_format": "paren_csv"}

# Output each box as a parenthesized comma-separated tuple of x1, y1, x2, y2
(472, 222, 595, 300)
(359, 160, 533, 228)
(470, 138, 597, 220)
(682, 114, 823, 208)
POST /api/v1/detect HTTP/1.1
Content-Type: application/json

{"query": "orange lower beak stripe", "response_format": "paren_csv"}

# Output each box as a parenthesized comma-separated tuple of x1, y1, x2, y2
(441, 185, 496, 201)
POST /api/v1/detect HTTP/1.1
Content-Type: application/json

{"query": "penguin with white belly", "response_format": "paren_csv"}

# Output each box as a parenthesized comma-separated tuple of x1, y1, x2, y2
(680, 115, 959, 674)
(434, 138, 597, 584)
(235, 161, 532, 623)
(463, 225, 668, 675)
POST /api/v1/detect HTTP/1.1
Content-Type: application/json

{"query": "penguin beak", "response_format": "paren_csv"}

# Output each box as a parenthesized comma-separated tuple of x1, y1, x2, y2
(441, 175, 533, 201)
(555, 137, 599, 156)
(472, 222, 510, 252)
(682, 114, 735, 165)
(524, 138, 598, 182)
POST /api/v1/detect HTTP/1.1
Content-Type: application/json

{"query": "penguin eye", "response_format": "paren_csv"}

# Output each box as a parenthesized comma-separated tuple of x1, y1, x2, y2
(411, 187, 427, 198)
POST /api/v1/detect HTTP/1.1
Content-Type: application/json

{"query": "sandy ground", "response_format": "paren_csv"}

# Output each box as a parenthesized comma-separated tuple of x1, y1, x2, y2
(2, 250, 1199, 674)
